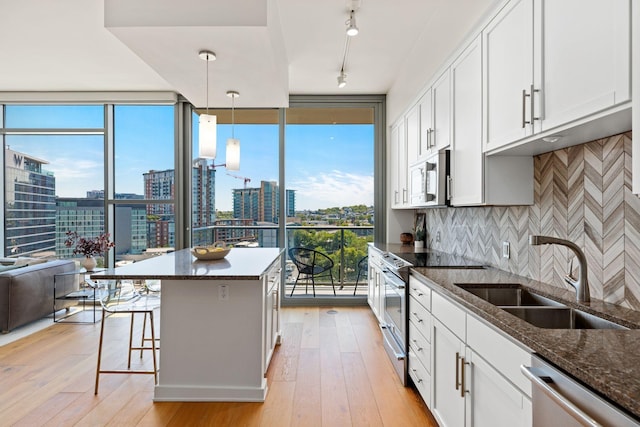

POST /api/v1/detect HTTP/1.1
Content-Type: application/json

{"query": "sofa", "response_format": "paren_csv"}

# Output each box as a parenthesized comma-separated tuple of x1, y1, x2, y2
(0, 259, 77, 333)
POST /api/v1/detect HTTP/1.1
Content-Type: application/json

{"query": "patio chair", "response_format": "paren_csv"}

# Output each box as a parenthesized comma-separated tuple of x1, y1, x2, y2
(353, 255, 368, 295)
(92, 278, 161, 394)
(288, 247, 335, 297)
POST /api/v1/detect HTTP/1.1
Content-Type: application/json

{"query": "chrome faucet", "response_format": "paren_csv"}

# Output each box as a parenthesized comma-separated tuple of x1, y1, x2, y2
(529, 235, 590, 303)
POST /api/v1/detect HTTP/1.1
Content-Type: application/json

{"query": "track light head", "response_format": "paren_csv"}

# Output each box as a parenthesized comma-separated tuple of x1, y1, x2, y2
(346, 10, 359, 36)
(337, 71, 347, 88)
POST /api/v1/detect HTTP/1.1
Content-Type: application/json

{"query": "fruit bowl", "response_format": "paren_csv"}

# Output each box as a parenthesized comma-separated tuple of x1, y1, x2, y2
(191, 242, 231, 260)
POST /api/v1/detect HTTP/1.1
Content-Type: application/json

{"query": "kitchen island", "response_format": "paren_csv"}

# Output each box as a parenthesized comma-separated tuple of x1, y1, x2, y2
(92, 247, 283, 402)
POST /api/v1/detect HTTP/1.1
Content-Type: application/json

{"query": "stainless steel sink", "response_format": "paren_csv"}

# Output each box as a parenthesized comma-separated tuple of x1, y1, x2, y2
(502, 307, 628, 330)
(455, 283, 629, 330)
(455, 284, 565, 307)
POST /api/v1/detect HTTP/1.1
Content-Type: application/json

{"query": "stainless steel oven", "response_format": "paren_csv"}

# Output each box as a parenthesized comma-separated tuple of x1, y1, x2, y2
(379, 252, 411, 385)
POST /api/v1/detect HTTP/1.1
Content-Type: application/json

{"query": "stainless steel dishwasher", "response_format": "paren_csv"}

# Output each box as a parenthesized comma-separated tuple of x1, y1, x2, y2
(521, 355, 639, 426)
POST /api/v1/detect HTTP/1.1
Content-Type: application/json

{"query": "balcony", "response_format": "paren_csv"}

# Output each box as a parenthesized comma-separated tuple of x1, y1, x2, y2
(192, 224, 373, 297)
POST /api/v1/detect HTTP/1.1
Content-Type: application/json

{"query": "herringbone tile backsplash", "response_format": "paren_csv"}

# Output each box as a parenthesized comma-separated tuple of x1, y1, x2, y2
(423, 131, 639, 309)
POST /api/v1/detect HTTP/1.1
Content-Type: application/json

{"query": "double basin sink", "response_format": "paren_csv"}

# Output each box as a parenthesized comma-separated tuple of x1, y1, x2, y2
(455, 283, 629, 330)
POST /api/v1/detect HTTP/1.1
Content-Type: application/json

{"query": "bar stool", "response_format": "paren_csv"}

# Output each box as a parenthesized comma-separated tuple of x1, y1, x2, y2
(92, 278, 161, 394)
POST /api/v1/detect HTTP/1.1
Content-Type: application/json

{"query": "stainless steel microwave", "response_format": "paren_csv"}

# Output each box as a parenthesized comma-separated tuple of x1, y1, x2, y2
(409, 149, 450, 207)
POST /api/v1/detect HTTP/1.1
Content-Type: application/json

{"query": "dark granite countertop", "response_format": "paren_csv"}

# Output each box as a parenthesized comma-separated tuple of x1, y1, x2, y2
(410, 266, 640, 420)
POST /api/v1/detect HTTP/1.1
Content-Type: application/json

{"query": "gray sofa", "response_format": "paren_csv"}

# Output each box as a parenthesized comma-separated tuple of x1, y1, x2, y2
(0, 259, 77, 333)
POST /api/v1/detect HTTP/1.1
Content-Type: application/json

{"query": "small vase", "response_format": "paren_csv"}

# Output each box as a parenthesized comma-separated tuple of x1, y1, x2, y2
(81, 256, 97, 272)
(414, 241, 424, 249)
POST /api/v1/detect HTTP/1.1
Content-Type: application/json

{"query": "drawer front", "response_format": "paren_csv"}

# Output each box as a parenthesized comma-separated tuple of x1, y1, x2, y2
(409, 348, 431, 407)
(467, 314, 532, 397)
(409, 319, 431, 370)
(408, 276, 431, 310)
(431, 291, 466, 340)
(409, 295, 431, 340)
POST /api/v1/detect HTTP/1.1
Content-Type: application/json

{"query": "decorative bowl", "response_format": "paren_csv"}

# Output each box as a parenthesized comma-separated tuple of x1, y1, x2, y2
(191, 241, 231, 260)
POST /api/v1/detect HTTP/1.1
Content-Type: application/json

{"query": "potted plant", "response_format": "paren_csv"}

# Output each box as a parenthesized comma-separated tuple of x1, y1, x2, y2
(64, 231, 115, 271)
(414, 227, 426, 249)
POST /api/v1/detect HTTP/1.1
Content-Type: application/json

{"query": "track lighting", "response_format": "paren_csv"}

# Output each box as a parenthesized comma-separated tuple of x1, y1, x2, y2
(346, 10, 359, 36)
(337, 71, 347, 88)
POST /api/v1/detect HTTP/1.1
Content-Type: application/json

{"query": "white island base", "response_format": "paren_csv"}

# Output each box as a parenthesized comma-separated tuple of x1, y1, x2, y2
(92, 248, 283, 402)
(155, 275, 278, 402)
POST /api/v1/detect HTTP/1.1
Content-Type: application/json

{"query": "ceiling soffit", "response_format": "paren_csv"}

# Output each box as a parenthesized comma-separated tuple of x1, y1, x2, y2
(104, 0, 289, 108)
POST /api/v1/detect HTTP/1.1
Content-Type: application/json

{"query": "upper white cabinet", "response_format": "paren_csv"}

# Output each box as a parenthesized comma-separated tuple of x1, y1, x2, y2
(483, 0, 535, 151)
(419, 71, 452, 157)
(405, 103, 421, 165)
(390, 121, 409, 208)
(540, 0, 630, 132)
(483, 0, 631, 153)
(432, 71, 452, 153)
(451, 36, 533, 206)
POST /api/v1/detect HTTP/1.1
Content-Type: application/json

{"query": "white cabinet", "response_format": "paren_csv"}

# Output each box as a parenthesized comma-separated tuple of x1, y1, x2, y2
(451, 35, 534, 206)
(539, 0, 630, 132)
(408, 276, 432, 405)
(483, 0, 631, 153)
(390, 120, 409, 208)
(409, 275, 532, 427)
(405, 104, 421, 165)
(367, 246, 385, 323)
(418, 71, 451, 157)
(483, 0, 535, 151)
(432, 70, 451, 152)
(419, 90, 433, 157)
(465, 350, 532, 427)
(432, 317, 466, 427)
(264, 259, 281, 370)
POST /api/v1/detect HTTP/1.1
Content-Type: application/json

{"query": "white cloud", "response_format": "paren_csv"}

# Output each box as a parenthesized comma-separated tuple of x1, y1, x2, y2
(290, 170, 373, 210)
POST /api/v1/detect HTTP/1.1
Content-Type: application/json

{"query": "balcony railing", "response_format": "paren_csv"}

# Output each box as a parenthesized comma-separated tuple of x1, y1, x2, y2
(192, 224, 373, 297)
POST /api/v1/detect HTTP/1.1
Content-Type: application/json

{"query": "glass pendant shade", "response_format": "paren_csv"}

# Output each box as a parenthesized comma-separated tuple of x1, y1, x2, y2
(226, 138, 240, 170)
(198, 114, 217, 159)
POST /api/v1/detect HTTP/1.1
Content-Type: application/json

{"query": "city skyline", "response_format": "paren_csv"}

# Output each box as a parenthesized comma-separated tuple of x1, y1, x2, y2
(5, 106, 374, 211)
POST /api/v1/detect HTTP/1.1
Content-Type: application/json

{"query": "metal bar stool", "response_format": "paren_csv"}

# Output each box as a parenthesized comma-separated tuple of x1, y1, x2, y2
(92, 278, 161, 394)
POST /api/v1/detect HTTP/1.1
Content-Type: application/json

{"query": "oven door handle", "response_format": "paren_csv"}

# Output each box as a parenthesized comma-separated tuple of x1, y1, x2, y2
(382, 270, 405, 289)
(380, 325, 405, 360)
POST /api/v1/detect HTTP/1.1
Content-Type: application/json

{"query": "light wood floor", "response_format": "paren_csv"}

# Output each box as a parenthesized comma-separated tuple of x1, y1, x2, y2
(0, 307, 437, 426)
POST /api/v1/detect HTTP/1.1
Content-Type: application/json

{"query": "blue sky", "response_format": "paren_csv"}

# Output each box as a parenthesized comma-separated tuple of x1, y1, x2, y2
(5, 105, 373, 211)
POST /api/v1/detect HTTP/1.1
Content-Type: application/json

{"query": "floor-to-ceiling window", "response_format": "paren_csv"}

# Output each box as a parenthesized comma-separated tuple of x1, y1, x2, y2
(2, 105, 105, 260)
(113, 105, 175, 262)
(191, 108, 280, 247)
(283, 100, 378, 303)
(1, 102, 177, 268)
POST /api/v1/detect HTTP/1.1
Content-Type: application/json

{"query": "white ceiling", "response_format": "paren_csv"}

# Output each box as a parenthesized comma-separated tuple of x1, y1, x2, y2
(0, 0, 498, 109)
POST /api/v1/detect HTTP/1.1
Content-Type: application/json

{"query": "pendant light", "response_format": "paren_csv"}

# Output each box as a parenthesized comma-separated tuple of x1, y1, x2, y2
(225, 90, 240, 171)
(198, 50, 217, 159)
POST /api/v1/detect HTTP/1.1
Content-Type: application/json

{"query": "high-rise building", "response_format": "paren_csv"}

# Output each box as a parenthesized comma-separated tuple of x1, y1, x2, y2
(4, 148, 56, 257)
(55, 198, 147, 258)
(144, 162, 217, 248)
(192, 159, 216, 227)
(143, 168, 175, 248)
(286, 189, 296, 217)
(233, 181, 292, 223)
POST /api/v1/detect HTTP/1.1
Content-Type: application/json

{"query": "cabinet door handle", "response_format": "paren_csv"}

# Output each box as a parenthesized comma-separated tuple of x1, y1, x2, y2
(411, 368, 423, 384)
(522, 89, 530, 128)
(460, 356, 468, 398)
(412, 312, 423, 323)
(455, 352, 461, 391)
(394, 190, 399, 204)
(402, 188, 407, 203)
(530, 84, 540, 125)
(411, 339, 423, 352)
